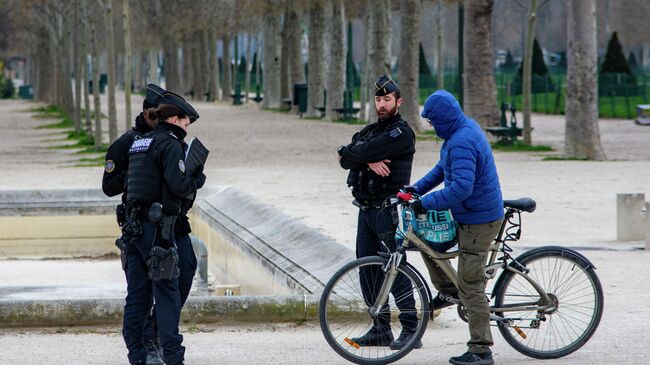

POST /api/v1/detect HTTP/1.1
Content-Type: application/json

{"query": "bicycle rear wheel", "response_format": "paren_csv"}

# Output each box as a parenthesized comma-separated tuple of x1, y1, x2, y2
(319, 256, 430, 365)
(493, 246, 603, 359)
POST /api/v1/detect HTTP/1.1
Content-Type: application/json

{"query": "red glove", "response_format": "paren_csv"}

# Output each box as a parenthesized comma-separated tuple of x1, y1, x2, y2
(397, 192, 413, 201)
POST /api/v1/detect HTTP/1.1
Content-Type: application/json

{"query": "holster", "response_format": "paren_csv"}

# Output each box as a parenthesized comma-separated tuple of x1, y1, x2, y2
(146, 246, 180, 281)
(115, 203, 127, 227)
(115, 237, 127, 271)
(159, 215, 177, 247)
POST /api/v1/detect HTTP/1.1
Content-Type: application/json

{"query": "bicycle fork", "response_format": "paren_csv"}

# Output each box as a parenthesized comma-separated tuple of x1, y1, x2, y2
(368, 251, 404, 318)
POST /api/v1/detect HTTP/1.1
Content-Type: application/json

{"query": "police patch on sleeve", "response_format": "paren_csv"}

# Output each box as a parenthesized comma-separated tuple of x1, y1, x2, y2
(389, 127, 403, 138)
(178, 159, 186, 173)
(128, 137, 154, 154)
(105, 160, 115, 173)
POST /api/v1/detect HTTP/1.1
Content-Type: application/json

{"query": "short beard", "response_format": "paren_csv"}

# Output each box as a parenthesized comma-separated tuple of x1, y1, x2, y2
(376, 104, 398, 120)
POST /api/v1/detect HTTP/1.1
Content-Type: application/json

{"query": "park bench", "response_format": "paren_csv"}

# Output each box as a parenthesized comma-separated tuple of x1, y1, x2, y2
(635, 104, 650, 126)
(486, 103, 522, 144)
(334, 90, 359, 121)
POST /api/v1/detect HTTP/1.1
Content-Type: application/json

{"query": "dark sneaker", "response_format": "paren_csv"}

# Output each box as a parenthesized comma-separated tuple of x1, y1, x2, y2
(350, 327, 394, 347)
(432, 291, 460, 310)
(449, 351, 494, 365)
(145, 339, 165, 365)
(388, 330, 423, 350)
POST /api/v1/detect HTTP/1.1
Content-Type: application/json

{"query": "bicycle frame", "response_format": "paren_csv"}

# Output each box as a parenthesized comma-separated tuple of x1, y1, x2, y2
(374, 203, 556, 318)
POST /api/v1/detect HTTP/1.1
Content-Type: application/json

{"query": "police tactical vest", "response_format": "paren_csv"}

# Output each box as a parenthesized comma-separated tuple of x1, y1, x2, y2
(347, 118, 414, 202)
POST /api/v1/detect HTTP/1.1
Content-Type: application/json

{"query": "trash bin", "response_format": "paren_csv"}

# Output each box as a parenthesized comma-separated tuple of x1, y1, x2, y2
(18, 85, 33, 100)
(99, 73, 107, 94)
(293, 83, 308, 116)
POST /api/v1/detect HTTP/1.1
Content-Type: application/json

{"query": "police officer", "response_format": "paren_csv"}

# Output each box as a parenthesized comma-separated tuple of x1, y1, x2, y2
(103, 84, 167, 364)
(336, 75, 419, 350)
(122, 93, 205, 365)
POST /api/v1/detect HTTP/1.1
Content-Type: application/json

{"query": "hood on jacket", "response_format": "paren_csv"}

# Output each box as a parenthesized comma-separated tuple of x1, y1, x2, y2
(421, 90, 464, 140)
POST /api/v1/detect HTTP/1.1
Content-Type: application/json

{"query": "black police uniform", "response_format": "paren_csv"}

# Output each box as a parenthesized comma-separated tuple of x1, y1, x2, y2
(103, 85, 197, 364)
(337, 76, 418, 344)
(122, 96, 204, 365)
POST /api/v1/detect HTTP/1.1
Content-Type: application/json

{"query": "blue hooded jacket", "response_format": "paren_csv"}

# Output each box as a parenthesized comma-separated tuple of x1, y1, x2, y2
(414, 90, 503, 224)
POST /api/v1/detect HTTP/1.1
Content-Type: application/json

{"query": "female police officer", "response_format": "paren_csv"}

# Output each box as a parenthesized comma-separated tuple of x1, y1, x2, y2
(122, 93, 205, 365)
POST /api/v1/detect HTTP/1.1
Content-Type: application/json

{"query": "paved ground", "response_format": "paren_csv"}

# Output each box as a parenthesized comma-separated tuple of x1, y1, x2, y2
(1, 94, 650, 364)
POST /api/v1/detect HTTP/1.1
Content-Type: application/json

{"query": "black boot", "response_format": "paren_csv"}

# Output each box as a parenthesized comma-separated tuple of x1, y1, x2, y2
(350, 326, 394, 347)
(144, 339, 164, 365)
(389, 330, 423, 350)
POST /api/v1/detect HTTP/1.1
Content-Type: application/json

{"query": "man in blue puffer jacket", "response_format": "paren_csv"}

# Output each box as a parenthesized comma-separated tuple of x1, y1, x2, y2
(411, 90, 503, 365)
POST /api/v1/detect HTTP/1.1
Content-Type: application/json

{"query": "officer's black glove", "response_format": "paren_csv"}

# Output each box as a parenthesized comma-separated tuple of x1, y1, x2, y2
(193, 164, 204, 177)
(402, 185, 417, 194)
(412, 199, 427, 215)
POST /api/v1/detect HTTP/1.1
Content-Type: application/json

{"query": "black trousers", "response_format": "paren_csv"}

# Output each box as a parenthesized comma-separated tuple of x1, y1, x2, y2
(356, 207, 418, 333)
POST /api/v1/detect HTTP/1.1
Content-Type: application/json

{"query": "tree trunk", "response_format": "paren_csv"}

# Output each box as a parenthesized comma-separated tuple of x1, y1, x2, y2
(287, 8, 304, 87)
(307, 0, 326, 116)
(133, 51, 144, 93)
(245, 34, 254, 102)
(262, 4, 282, 109)
(123, 0, 132, 129)
(163, 42, 181, 93)
(522, 0, 538, 145)
(81, 0, 91, 134)
(565, 0, 605, 160)
(91, 21, 102, 148)
(360, 7, 370, 121)
(367, 0, 391, 123)
(191, 35, 202, 100)
(326, 0, 345, 121)
(398, 0, 422, 132)
(436, 0, 444, 89)
(199, 28, 209, 101)
(280, 3, 291, 101)
(208, 27, 218, 102)
(148, 49, 159, 85)
(59, 3, 74, 116)
(222, 34, 232, 101)
(73, 1, 82, 133)
(106, 0, 118, 142)
(181, 37, 192, 94)
(463, 0, 499, 129)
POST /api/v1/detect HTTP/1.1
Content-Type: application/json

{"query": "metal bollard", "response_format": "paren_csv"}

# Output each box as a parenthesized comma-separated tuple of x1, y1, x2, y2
(190, 235, 208, 290)
(645, 203, 650, 250)
(616, 193, 645, 241)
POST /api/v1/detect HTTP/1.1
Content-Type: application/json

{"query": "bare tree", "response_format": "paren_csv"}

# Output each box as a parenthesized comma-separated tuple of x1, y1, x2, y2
(306, 0, 326, 116)
(565, 0, 605, 160)
(367, 0, 391, 123)
(104, 0, 118, 142)
(208, 26, 218, 101)
(359, 5, 371, 121)
(325, 0, 346, 121)
(515, 0, 550, 145)
(222, 33, 232, 101)
(73, 0, 82, 133)
(90, 5, 103, 148)
(463, 0, 499, 128)
(398, 0, 422, 132)
(81, 0, 92, 134)
(436, 0, 444, 89)
(262, 0, 282, 108)
(123, 0, 132, 128)
(286, 3, 304, 94)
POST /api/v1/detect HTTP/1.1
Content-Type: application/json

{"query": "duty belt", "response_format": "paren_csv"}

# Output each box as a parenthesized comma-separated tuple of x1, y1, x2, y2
(353, 199, 383, 211)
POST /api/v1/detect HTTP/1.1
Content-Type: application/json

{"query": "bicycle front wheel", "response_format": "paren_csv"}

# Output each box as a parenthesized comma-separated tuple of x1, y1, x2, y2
(319, 256, 430, 365)
(493, 246, 603, 359)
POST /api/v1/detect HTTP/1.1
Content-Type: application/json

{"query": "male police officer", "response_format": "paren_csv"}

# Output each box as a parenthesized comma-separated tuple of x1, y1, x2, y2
(336, 75, 419, 350)
(122, 93, 205, 365)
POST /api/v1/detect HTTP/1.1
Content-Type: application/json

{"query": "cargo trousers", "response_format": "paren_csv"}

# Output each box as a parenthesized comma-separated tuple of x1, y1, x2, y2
(421, 219, 503, 354)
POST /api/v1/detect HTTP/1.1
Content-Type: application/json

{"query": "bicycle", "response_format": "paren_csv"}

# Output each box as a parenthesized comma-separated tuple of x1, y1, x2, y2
(319, 195, 603, 364)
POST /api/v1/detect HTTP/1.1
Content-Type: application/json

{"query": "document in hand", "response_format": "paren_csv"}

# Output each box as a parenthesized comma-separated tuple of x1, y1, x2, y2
(184, 137, 209, 176)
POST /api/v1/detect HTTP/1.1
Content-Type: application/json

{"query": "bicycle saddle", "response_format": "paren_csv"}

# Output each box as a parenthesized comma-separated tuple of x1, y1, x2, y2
(503, 198, 536, 213)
